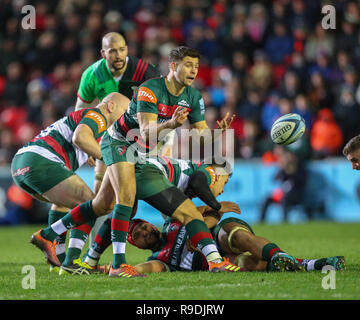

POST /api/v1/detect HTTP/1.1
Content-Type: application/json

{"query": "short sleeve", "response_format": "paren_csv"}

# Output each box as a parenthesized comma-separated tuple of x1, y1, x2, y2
(136, 85, 159, 114)
(77, 67, 96, 103)
(79, 109, 107, 139)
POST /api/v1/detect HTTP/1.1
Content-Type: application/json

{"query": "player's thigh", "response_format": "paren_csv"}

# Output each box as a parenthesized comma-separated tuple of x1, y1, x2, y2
(11, 152, 78, 205)
(43, 174, 94, 209)
(101, 135, 137, 205)
(214, 218, 255, 254)
(107, 161, 136, 206)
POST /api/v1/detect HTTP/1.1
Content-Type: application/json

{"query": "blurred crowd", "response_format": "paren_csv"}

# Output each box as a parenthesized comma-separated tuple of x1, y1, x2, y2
(1, 0, 360, 166)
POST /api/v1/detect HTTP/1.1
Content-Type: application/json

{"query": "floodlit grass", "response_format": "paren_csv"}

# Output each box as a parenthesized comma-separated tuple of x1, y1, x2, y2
(0, 222, 359, 300)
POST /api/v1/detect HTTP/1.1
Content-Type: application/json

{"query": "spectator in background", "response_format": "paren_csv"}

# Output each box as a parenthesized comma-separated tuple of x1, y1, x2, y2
(279, 70, 302, 100)
(246, 50, 273, 98)
(310, 108, 343, 159)
(261, 90, 281, 133)
(294, 94, 313, 129)
(237, 89, 262, 123)
(260, 148, 307, 223)
(264, 22, 293, 65)
(334, 86, 360, 144)
(245, 3, 268, 48)
(306, 71, 334, 113)
(304, 22, 335, 63)
(2, 61, 27, 107)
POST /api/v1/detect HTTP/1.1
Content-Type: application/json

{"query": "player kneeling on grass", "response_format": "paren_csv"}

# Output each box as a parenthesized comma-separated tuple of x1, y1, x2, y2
(34, 157, 247, 277)
(84, 209, 345, 274)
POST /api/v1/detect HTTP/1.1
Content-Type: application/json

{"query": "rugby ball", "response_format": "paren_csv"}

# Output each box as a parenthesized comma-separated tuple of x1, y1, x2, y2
(270, 113, 305, 145)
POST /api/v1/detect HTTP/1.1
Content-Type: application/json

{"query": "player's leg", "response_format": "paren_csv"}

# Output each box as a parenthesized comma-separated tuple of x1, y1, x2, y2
(139, 173, 243, 272)
(215, 218, 304, 272)
(35, 169, 115, 267)
(47, 204, 68, 272)
(106, 161, 138, 273)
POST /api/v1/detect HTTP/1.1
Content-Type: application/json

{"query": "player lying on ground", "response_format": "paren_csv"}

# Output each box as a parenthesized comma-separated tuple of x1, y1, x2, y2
(11, 93, 129, 265)
(32, 156, 248, 277)
(82, 206, 345, 274)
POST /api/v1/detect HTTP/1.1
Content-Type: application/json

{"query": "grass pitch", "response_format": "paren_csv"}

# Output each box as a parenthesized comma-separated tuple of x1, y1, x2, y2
(0, 221, 359, 300)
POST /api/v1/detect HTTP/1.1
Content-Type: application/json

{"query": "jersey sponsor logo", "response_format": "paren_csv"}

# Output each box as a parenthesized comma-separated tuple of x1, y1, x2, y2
(12, 166, 30, 177)
(137, 87, 157, 104)
(84, 111, 106, 133)
(178, 99, 190, 107)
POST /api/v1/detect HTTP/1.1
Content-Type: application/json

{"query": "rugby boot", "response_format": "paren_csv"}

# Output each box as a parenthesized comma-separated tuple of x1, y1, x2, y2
(109, 264, 147, 278)
(208, 257, 245, 272)
(271, 252, 305, 272)
(59, 258, 99, 275)
(30, 229, 61, 267)
(325, 256, 345, 270)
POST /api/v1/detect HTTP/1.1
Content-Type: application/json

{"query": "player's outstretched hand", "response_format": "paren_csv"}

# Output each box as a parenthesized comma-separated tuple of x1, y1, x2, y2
(217, 112, 235, 132)
(219, 201, 241, 215)
(171, 106, 189, 128)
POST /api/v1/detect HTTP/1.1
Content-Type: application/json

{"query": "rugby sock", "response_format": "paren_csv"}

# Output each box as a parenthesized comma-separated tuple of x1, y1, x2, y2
(111, 204, 132, 269)
(62, 219, 96, 267)
(41, 200, 98, 241)
(262, 243, 283, 262)
(185, 219, 222, 263)
(297, 258, 327, 271)
(48, 209, 67, 264)
(85, 218, 112, 267)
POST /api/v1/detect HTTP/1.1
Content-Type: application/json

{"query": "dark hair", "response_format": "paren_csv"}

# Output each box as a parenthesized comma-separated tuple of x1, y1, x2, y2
(169, 46, 200, 63)
(343, 135, 360, 156)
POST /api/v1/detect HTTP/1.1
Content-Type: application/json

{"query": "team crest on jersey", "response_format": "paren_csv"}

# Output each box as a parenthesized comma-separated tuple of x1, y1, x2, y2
(137, 87, 157, 104)
(84, 111, 106, 133)
(118, 145, 126, 155)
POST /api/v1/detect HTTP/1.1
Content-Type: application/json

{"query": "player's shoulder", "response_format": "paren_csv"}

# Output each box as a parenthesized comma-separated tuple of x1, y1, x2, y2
(128, 55, 159, 73)
(82, 59, 108, 82)
(186, 85, 203, 100)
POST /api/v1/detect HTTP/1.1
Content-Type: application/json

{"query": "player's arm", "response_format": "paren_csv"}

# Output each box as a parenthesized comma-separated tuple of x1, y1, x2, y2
(93, 159, 106, 194)
(76, 67, 96, 110)
(190, 113, 235, 145)
(137, 107, 188, 144)
(75, 97, 98, 111)
(134, 260, 168, 273)
(197, 202, 241, 229)
(72, 124, 102, 160)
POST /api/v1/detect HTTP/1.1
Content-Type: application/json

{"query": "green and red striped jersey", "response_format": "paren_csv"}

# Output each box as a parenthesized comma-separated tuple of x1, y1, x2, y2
(16, 108, 107, 171)
(77, 56, 160, 103)
(108, 77, 206, 151)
